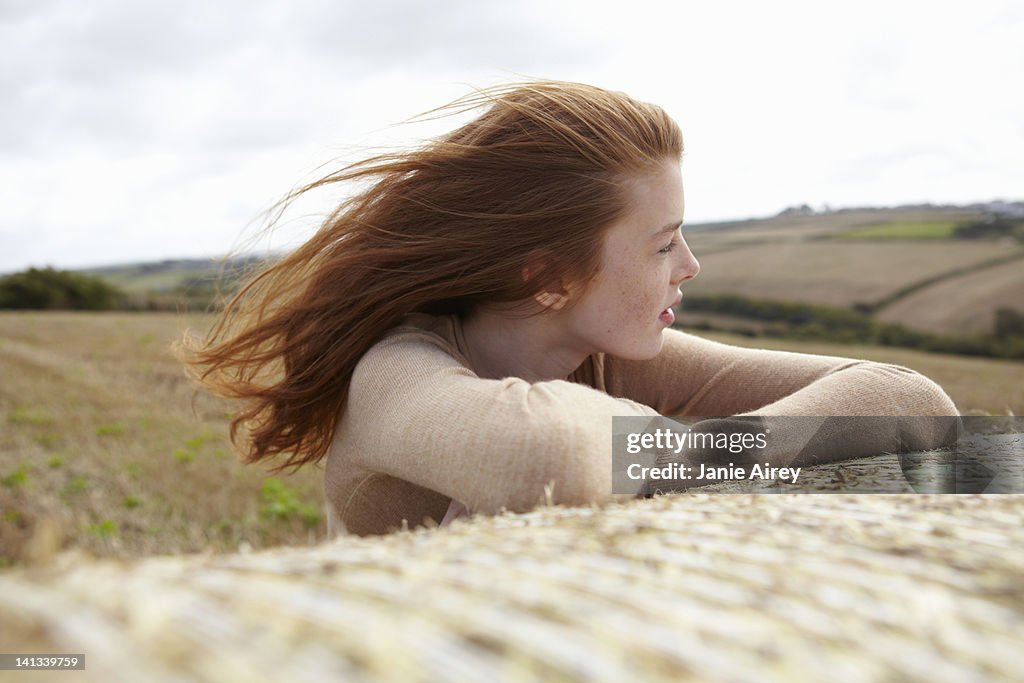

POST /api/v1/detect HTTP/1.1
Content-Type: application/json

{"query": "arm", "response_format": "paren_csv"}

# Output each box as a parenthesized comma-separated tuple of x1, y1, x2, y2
(343, 332, 660, 516)
(606, 329, 959, 495)
(605, 327, 958, 418)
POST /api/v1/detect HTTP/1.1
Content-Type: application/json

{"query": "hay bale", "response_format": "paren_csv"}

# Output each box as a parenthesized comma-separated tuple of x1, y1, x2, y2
(1, 490, 1023, 682)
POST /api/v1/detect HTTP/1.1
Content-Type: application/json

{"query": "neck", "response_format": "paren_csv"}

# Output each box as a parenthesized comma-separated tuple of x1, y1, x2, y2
(459, 305, 589, 382)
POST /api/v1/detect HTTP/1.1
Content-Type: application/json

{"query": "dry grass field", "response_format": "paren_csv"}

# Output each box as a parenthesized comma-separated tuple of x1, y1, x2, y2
(0, 312, 324, 568)
(677, 207, 1024, 336)
(683, 209, 984, 252)
(875, 257, 1024, 334)
(2, 311, 1021, 569)
(681, 241, 1015, 308)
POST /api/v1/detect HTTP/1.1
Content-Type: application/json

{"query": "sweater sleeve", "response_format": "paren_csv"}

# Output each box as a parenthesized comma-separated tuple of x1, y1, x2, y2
(606, 328, 960, 496)
(342, 331, 661, 516)
(604, 327, 958, 417)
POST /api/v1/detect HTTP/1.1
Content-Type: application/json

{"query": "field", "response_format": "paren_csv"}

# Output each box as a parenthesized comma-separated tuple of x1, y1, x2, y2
(681, 240, 1013, 307)
(679, 208, 983, 253)
(683, 209, 983, 248)
(827, 219, 960, 240)
(875, 257, 1024, 334)
(3, 311, 1022, 568)
(680, 207, 1023, 334)
(67, 207, 1023, 337)
(0, 312, 324, 568)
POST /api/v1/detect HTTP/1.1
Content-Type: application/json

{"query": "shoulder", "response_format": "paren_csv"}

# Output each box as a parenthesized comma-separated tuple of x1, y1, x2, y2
(342, 314, 475, 433)
(364, 312, 603, 388)
(362, 312, 469, 369)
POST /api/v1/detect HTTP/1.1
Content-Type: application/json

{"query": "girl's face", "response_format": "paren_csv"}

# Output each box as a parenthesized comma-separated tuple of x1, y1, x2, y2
(559, 158, 699, 360)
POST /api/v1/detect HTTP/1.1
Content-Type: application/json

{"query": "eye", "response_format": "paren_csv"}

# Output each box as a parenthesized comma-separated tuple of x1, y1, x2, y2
(658, 236, 678, 254)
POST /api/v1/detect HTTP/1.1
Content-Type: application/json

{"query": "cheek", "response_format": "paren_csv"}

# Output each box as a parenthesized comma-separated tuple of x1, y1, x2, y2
(613, 267, 660, 321)
(631, 288, 659, 318)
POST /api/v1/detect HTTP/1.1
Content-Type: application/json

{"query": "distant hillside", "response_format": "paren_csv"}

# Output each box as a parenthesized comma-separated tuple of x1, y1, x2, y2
(69, 200, 1024, 339)
(679, 203, 1024, 340)
(76, 255, 275, 310)
(79, 256, 270, 292)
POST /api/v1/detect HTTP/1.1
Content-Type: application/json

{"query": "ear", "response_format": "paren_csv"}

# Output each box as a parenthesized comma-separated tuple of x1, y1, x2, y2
(521, 252, 571, 311)
(533, 290, 569, 311)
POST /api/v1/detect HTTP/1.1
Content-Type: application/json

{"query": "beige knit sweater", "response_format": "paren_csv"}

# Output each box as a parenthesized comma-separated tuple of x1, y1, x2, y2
(324, 312, 957, 536)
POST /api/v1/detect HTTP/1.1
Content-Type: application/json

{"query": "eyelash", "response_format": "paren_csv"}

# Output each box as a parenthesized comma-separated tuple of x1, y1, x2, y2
(659, 237, 679, 254)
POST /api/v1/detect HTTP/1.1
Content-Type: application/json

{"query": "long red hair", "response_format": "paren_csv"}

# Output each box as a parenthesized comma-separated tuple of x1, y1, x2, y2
(179, 80, 683, 472)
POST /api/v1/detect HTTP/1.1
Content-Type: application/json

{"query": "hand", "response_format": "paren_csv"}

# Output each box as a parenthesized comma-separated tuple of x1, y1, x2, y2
(440, 499, 471, 527)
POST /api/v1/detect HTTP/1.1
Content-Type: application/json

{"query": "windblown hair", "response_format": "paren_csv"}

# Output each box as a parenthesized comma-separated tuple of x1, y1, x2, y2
(180, 79, 683, 472)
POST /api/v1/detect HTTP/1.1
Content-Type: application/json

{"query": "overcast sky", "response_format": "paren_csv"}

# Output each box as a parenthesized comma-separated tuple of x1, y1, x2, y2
(2, 0, 1021, 273)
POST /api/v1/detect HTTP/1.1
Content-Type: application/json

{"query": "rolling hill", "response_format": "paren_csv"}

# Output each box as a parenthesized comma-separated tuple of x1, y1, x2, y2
(679, 204, 1023, 337)
(70, 203, 1024, 337)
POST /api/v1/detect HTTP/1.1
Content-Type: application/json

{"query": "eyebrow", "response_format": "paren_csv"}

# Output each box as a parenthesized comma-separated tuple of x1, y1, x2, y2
(652, 221, 684, 238)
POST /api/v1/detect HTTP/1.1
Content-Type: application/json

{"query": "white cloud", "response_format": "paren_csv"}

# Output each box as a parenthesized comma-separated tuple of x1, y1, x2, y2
(1, 0, 1021, 272)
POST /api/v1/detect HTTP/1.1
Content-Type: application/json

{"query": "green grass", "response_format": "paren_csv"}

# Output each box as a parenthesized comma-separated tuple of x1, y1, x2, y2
(173, 448, 196, 463)
(98, 270, 196, 294)
(7, 407, 54, 426)
(96, 422, 127, 437)
(86, 519, 118, 537)
(260, 478, 322, 529)
(832, 221, 959, 240)
(61, 478, 91, 495)
(2, 465, 29, 489)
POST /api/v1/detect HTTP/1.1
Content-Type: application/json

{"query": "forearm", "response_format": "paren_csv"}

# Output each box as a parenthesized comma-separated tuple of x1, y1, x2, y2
(743, 361, 959, 467)
(607, 329, 959, 420)
(741, 361, 959, 419)
(711, 415, 960, 470)
(638, 414, 960, 497)
(637, 361, 961, 495)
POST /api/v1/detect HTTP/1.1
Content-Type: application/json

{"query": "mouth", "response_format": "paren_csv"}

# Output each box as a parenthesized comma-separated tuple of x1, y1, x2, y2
(659, 292, 683, 324)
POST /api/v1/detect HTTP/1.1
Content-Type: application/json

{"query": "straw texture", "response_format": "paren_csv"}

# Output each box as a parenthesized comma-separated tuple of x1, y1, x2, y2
(2, 478, 1022, 682)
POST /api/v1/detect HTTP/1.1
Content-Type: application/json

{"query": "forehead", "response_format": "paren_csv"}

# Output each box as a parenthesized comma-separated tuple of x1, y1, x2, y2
(603, 160, 685, 246)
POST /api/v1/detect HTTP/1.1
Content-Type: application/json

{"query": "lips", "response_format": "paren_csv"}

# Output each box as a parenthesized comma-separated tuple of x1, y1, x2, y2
(659, 292, 683, 325)
(662, 292, 682, 314)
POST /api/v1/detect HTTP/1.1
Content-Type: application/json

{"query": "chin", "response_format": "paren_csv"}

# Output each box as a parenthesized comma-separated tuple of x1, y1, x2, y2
(615, 335, 664, 361)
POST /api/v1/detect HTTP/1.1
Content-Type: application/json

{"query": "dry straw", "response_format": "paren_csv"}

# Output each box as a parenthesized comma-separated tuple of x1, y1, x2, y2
(1, 482, 1023, 682)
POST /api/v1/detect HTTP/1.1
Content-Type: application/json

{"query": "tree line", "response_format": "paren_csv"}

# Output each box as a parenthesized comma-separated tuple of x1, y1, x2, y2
(953, 217, 1024, 242)
(682, 294, 1024, 360)
(0, 267, 125, 310)
(0, 267, 231, 312)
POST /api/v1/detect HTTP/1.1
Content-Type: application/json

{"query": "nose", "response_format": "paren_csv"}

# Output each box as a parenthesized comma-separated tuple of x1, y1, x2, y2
(672, 236, 700, 285)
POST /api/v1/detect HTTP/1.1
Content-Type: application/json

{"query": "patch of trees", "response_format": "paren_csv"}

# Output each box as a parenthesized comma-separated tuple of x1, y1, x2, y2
(683, 295, 1024, 360)
(0, 267, 126, 310)
(0, 261, 262, 312)
(953, 217, 1024, 242)
(996, 308, 1024, 337)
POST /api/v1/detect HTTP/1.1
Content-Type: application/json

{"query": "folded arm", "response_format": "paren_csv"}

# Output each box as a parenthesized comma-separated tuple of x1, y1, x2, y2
(343, 332, 660, 516)
(605, 328, 960, 494)
(605, 327, 957, 417)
